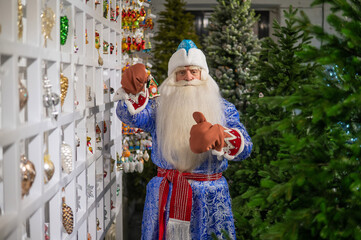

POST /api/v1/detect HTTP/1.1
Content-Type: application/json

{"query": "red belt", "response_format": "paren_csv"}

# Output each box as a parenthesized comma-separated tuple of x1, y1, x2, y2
(157, 168, 222, 240)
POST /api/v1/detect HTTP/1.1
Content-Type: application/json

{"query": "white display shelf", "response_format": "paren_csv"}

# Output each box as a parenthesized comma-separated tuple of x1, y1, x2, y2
(0, 0, 124, 239)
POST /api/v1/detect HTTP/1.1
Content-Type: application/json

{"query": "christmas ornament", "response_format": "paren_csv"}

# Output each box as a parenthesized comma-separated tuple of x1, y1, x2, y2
(87, 136, 93, 154)
(60, 16, 69, 45)
(61, 142, 73, 174)
(95, 31, 103, 66)
(74, 73, 79, 106)
(86, 85, 92, 102)
(116, 152, 123, 170)
(43, 74, 60, 119)
(87, 184, 94, 198)
(147, 74, 160, 98)
(20, 154, 36, 197)
(44, 223, 50, 240)
(60, 73, 69, 107)
(87, 233, 92, 240)
(85, 29, 89, 44)
(19, 79, 28, 110)
(97, 218, 101, 231)
(41, 7, 56, 47)
(75, 134, 80, 147)
(143, 150, 149, 161)
(136, 159, 144, 173)
(110, 158, 115, 171)
(103, 40, 109, 54)
(62, 189, 74, 234)
(17, 0, 23, 40)
(44, 154, 55, 184)
(103, 0, 109, 19)
(109, 43, 114, 54)
(103, 121, 107, 133)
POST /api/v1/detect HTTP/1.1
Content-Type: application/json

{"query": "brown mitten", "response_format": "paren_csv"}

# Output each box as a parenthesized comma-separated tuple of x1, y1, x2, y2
(121, 63, 148, 95)
(113, 63, 149, 115)
(189, 112, 227, 153)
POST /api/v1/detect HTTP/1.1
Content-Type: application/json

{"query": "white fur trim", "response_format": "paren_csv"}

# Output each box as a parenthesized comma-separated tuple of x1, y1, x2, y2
(113, 85, 149, 115)
(168, 48, 209, 76)
(210, 128, 245, 161)
(166, 218, 190, 240)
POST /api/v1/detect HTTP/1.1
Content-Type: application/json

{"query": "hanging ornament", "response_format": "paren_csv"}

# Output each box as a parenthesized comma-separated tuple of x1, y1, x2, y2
(61, 142, 73, 174)
(129, 158, 135, 173)
(110, 158, 115, 171)
(60, 16, 69, 45)
(123, 159, 129, 173)
(103, 0, 109, 19)
(44, 223, 50, 240)
(86, 85, 92, 102)
(103, 83, 108, 94)
(147, 74, 160, 99)
(19, 78, 28, 110)
(62, 189, 74, 234)
(41, 7, 56, 47)
(43, 73, 60, 119)
(143, 150, 149, 161)
(116, 152, 123, 170)
(74, 29, 79, 53)
(44, 154, 55, 184)
(20, 154, 36, 197)
(17, 0, 23, 40)
(95, 0, 100, 8)
(103, 40, 109, 54)
(87, 233, 92, 240)
(95, 124, 101, 143)
(115, 5, 120, 22)
(136, 159, 144, 173)
(87, 136, 93, 154)
(97, 218, 102, 231)
(103, 121, 107, 133)
(74, 73, 79, 106)
(75, 134, 80, 147)
(87, 184, 94, 198)
(60, 73, 69, 107)
(95, 30, 103, 66)
(85, 29, 89, 44)
(109, 43, 114, 54)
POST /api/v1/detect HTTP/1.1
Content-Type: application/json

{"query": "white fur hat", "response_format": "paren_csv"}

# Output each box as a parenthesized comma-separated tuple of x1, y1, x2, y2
(168, 39, 209, 76)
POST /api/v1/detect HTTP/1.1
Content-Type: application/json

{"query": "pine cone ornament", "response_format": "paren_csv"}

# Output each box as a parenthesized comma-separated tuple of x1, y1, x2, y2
(60, 73, 69, 106)
(62, 197, 74, 234)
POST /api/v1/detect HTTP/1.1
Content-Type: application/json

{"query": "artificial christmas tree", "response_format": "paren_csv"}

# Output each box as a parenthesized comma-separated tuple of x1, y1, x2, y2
(226, 6, 319, 239)
(152, 0, 200, 83)
(235, 0, 361, 239)
(205, 0, 260, 114)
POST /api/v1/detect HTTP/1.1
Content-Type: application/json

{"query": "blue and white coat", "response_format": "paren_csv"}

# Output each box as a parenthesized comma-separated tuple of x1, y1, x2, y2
(116, 98, 252, 240)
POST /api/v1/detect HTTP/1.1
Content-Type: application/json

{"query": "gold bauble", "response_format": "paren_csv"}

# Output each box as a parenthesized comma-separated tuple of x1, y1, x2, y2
(44, 154, 55, 184)
(20, 155, 36, 197)
(19, 80, 28, 110)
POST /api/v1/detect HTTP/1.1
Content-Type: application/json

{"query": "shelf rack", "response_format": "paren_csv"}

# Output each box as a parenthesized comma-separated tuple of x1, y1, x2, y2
(0, 0, 125, 239)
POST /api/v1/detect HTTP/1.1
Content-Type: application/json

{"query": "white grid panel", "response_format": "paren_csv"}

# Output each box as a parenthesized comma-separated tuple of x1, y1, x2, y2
(0, 0, 124, 239)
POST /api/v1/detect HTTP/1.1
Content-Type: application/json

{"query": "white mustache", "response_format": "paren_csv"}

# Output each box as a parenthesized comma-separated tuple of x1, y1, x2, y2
(170, 79, 205, 87)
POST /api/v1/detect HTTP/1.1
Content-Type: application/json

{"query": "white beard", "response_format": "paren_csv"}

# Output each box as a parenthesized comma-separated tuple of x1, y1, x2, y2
(156, 70, 225, 172)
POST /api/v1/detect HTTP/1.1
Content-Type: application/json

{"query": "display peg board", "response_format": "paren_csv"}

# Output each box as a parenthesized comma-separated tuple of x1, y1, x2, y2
(0, 0, 125, 239)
